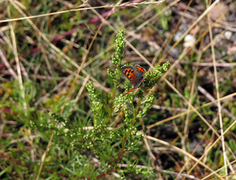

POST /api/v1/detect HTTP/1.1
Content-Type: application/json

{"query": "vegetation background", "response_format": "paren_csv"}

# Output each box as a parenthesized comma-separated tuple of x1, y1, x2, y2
(1, 0, 236, 179)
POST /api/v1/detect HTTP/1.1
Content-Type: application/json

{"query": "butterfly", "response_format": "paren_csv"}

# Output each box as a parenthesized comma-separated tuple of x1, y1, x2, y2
(121, 65, 146, 96)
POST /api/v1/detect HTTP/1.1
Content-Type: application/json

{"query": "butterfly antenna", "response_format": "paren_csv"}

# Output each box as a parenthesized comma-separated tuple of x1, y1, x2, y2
(123, 87, 136, 96)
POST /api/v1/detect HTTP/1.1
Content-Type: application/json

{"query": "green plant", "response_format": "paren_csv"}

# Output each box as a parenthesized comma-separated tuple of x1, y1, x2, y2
(1, 29, 169, 179)
(73, 30, 169, 178)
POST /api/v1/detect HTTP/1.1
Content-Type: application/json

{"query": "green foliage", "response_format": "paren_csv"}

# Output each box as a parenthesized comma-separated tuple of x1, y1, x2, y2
(137, 94, 155, 119)
(82, 30, 170, 178)
(50, 112, 145, 178)
(107, 30, 124, 84)
(144, 61, 170, 90)
(1, 29, 169, 179)
(86, 82, 104, 126)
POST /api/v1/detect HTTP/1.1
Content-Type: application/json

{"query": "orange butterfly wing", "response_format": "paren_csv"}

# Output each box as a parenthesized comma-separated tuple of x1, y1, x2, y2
(121, 65, 146, 96)
(121, 66, 137, 85)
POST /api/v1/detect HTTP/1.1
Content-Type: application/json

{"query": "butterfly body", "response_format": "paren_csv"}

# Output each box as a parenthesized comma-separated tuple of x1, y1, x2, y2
(121, 65, 146, 96)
